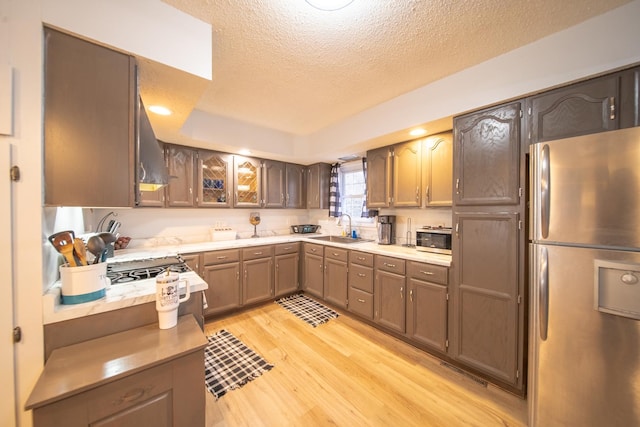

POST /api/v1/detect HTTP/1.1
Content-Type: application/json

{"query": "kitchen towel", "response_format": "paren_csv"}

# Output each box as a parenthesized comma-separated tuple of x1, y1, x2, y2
(204, 329, 273, 400)
(276, 293, 339, 327)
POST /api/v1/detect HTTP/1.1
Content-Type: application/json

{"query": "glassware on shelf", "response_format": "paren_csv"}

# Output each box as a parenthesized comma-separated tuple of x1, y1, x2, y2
(249, 212, 261, 238)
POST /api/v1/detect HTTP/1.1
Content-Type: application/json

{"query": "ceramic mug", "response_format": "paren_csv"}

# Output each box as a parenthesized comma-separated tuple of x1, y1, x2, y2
(155, 271, 190, 329)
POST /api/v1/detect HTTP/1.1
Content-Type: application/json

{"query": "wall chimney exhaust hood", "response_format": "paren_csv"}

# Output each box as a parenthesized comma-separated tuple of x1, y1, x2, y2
(136, 97, 168, 193)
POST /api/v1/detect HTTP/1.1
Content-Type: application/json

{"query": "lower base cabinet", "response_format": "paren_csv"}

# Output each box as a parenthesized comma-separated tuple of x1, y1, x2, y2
(374, 255, 407, 334)
(275, 243, 300, 296)
(242, 245, 274, 305)
(202, 249, 241, 316)
(324, 248, 348, 308)
(28, 317, 207, 427)
(302, 243, 324, 299)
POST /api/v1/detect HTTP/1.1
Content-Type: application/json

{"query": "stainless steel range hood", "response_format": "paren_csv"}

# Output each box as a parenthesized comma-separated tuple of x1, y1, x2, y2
(136, 97, 167, 193)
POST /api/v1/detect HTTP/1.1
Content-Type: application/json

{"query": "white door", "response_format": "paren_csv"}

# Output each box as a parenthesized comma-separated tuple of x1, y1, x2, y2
(0, 142, 16, 426)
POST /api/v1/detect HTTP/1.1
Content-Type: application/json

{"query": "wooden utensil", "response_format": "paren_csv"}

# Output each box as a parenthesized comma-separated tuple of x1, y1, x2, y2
(73, 238, 88, 266)
(48, 231, 77, 266)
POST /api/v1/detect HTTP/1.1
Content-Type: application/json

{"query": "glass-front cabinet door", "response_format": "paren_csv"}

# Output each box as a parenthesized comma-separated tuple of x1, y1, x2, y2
(197, 150, 233, 207)
(233, 156, 262, 207)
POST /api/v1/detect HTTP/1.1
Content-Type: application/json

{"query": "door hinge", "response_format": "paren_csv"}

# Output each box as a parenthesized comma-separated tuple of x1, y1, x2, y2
(519, 109, 523, 118)
(13, 326, 22, 343)
(518, 187, 524, 198)
(10, 165, 20, 181)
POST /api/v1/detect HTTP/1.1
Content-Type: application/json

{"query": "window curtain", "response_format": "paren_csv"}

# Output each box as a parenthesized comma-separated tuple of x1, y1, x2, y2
(361, 157, 371, 218)
(328, 163, 341, 217)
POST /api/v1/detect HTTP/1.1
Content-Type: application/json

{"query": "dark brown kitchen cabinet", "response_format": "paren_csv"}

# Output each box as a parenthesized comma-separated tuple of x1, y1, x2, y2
(526, 66, 640, 144)
(137, 183, 166, 207)
(285, 163, 306, 208)
(453, 102, 521, 206)
(262, 160, 286, 208)
(242, 246, 274, 305)
(451, 211, 521, 387)
(28, 317, 206, 427)
(234, 155, 262, 207)
(392, 139, 422, 207)
(365, 146, 392, 208)
(452, 100, 526, 395)
(198, 150, 233, 207)
(348, 251, 374, 320)
(181, 253, 201, 276)
(202, 249, 241, 317)
(374, 255, 406, 334)
(306, 163, 331, 209)
(302, 243, 324, 298)
(274, 243, 300, 296)
(423, 131, 453, 207)
(44, 28, 135, 207)
(323, 248, 348, 309)
(406, 261, 449, 354)
(166, 145, 196, 207)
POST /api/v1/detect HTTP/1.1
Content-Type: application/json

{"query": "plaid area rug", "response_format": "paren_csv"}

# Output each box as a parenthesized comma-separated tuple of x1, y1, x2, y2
(276, 293, 339, 327)
(204, 329, 273, 399)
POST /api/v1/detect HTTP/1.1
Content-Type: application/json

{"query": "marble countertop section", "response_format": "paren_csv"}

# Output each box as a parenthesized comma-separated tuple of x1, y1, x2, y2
(113, 234, 452, 267)
(42, 234, 451, 325)
(43, 271, 207, 325)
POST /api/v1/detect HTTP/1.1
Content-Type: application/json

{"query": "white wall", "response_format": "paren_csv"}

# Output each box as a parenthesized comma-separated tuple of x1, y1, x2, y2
(7, 0, 640, 425)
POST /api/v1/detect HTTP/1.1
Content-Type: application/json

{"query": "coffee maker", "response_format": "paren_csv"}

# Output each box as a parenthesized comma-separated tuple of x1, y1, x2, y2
(377, 215, 396, 245)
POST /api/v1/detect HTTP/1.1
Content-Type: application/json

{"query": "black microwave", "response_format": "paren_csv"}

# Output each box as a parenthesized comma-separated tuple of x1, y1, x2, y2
(416, 227, 452, 255)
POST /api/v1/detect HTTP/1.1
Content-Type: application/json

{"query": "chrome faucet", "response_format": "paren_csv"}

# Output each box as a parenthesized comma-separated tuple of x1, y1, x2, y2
(340, 213, 352, 237)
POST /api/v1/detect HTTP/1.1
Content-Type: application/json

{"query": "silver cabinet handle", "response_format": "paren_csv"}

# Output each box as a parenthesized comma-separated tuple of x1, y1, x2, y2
(420, 270, 434, 276)
(332, 252, 340, 256)
(357, 273, 366, 277)
(283, 246, 292, 250)
(455, 178, 460, 195)
(540, 144, 550, 239)
(310, 248, 317, 252)
(609, 96, 616, 120)
(400, 286, 404, 299)
(539, 246, 549, 341)
(217, 256, 227, 260)
(254, 251, 263, 255)
(357, 256, 365, 261)
(384, 262, 396, 268)
(409, 289, 413, 302)
(357, 298, 365, 303)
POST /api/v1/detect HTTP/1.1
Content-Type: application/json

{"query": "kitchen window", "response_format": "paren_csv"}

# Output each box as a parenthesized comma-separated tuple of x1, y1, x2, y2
(340, 161, 373, 223)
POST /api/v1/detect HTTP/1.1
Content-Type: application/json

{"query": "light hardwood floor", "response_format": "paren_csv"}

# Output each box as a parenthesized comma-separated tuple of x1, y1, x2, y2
(204, 302, 527, 427)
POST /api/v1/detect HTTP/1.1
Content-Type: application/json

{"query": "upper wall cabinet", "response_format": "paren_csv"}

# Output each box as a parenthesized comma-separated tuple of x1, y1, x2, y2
(234, 155, 262, 208)
(423, 132, 453, 207)
(366, 139, 422, 208)
(166, 145, 196, 207)
(453, 102, 521, 206)
(285, 163, 306, 209)
(526, 66, 640, 145)
(306, 163, 331, 209)
(262, 160, 286, 208)
(198, 150, 233, 207)
(44, 28, 135, 207)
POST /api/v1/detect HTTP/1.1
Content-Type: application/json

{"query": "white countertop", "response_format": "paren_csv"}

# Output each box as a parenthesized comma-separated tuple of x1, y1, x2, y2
(43, 234, 451, 325)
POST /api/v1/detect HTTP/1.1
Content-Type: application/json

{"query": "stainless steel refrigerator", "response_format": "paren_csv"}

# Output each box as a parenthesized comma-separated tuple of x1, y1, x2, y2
(530, 127, 640, 426)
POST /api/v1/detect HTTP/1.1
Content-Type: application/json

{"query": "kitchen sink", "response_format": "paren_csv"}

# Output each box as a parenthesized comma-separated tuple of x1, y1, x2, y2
(309, 235, 373, 244)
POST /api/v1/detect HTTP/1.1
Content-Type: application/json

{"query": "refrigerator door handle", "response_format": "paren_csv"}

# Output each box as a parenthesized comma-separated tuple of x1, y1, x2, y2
(539, 246, 549, 341)
(540, 144, 550, 239)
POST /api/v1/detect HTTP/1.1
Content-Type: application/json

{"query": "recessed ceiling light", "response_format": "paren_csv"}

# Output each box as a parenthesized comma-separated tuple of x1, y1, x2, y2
(409, 128, 427, 137)
(305, 0, 354, 11)
(148, 105, 172, 116)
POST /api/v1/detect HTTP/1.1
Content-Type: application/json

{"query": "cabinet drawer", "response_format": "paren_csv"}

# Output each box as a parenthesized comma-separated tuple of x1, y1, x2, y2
(275, 242, 300, 255)
(348, 264, 373, 293)
(407, 261, 448, 285)
(203, 249, 240, 265)
(325, 247, 348, 262)
(349, 250, 374, 267)
(86, 362, 172, 423)
(242, 245, 274, 261)
(304, 242, 324, 256)
(348, 287, 373, 320)
(375, 255, 405, 275)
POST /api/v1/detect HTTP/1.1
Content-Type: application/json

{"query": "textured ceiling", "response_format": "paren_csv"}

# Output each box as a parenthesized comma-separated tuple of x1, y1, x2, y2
(141, 0, 629, 146)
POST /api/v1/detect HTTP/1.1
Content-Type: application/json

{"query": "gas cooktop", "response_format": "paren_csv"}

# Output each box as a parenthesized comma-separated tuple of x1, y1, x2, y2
(106, 256, 191, 285)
